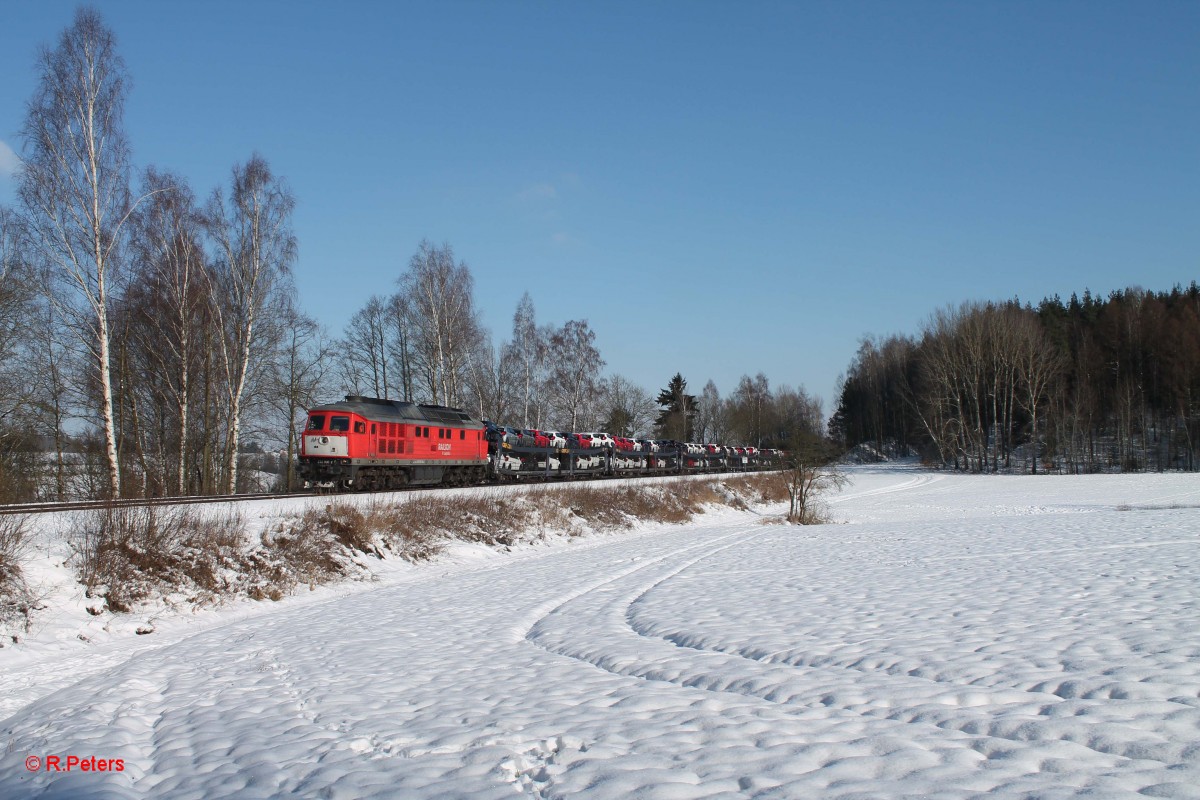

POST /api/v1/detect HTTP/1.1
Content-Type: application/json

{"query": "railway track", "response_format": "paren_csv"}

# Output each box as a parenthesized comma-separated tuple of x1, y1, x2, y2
(0, 465, 776, 517)
(0, 491, 327, 516)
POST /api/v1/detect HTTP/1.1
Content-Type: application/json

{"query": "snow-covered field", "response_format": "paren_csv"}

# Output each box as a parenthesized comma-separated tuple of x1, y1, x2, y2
(3, 465, 1199, 799)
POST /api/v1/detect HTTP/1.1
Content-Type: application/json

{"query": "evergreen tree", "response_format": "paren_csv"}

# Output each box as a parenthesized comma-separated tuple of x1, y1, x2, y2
(654, 373, 697, 441)
(603, 406, 634, 437)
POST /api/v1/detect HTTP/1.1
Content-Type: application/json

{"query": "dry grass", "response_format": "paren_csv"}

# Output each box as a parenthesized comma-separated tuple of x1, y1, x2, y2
(297, 503, 384, 556)
(72, 505, 249, 612)
(0, 514, 36, 636)
(365, 492, 535, 558)
(64, 472, 791, 614)
(71, 503, 390, 612)
(0, 514, 29, 587)
(723, 473, 790, 505)
(555, 481, 722, 528)
(256, 512, 350, 596)
(555, 485, 630, 529)
(365, 498, 448, 561)
(287, 476, 772, 565)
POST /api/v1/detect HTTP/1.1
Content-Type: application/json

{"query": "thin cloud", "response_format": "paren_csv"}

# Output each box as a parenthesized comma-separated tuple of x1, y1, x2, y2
(515, 182, 557, 203)
(0, 140, 20, 178)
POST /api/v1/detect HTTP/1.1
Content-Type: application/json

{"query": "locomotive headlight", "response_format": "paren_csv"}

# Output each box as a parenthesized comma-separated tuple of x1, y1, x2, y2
(320, 436, 329, 444)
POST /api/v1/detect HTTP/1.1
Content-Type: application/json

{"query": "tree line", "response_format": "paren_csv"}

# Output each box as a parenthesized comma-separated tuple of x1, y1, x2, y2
(337, 276, 825, 452)
(831, 285, 1200, 473)
(1, 10, 312, 501)
(0, 9, 824, 503)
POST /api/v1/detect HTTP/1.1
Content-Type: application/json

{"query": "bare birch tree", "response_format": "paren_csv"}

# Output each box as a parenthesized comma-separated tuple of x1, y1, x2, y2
(27, 265, 77, 500)
(507, 292, 545, 427)
(600, 374, 656, 437)
(128, 167, 209, 494)
(730, 373, 770, 447)
(695, 379, 723, 442)
(774, 384, 824, 446)
(545, 319, 603, 430)
(398, 240, 482, 407)
(339, 295, 392, 397)
(0, 208, 33, 422)
(464, 333, 511, 423)
(386, 292, 416, 401)
(1012, 312, 1065, 473)
(208, 154, 296, 494)
(268, 305, 331, 490)
(18, 8, 134, 497)
(0, 208, 42, 501)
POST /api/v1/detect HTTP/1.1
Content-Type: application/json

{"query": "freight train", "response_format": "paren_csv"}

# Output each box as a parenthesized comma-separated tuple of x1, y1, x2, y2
(297, 395, 783, 491)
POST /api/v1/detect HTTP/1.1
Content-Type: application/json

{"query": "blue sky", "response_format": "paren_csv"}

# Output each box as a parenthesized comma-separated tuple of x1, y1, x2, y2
(1, 1, 1196, 416)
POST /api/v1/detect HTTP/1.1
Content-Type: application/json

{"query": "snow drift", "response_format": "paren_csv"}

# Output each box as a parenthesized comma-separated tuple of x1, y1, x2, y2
(2, 465, 1199, 798)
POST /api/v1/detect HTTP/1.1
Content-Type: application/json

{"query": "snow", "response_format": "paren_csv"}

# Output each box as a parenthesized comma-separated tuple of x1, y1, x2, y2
(3, 465, 1200, 798)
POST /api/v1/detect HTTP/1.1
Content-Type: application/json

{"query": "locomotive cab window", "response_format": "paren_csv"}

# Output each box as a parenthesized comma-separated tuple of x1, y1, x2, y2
(307, 415, 325, 431)
(354, 421, 366, 434)
(460, 430, 465, 440)
(329, 416, 350, 432)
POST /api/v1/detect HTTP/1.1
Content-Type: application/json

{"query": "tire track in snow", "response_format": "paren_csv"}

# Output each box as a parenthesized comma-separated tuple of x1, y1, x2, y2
(524, 519, 1195, 771)
(827, 472, 943, 504)
(514, 524, 760, 644)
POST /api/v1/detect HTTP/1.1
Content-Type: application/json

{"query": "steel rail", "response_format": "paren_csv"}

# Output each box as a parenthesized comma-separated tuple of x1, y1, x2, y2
(0, 464, 780, 516)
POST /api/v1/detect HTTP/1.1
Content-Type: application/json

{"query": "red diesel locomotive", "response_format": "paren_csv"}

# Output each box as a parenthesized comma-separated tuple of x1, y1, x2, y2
(299, 396, 488, 490)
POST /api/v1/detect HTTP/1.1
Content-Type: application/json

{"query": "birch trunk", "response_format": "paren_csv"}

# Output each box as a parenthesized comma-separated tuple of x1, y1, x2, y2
(18, 10, 136, 498)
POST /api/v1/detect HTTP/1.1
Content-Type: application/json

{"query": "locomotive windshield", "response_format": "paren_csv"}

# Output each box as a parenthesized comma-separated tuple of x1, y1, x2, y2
(307, 415, 325, 431)
(329, 416, 350, 432)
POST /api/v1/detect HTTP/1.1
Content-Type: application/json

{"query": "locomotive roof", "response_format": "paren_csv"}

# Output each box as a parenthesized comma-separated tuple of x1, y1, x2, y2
(308, 396, 483, 427)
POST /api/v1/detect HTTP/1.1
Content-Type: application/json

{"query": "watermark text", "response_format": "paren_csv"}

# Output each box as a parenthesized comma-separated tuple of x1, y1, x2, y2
(25, 755, 125, 773)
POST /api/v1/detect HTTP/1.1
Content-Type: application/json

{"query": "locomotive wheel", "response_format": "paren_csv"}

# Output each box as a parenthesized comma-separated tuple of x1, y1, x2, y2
(391, 469, 409, 489)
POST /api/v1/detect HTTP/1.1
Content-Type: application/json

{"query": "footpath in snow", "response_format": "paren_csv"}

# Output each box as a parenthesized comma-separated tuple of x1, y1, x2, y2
(2, 465, 1199, 799)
